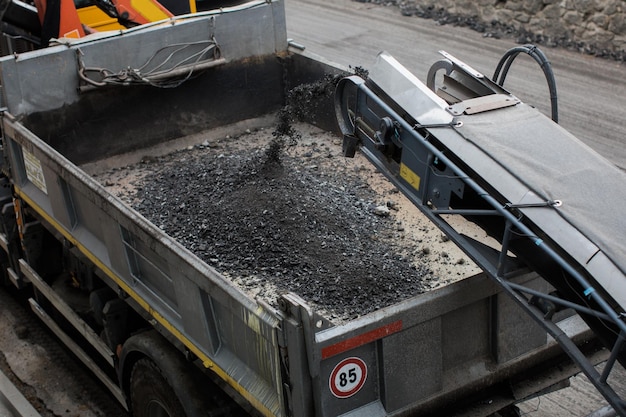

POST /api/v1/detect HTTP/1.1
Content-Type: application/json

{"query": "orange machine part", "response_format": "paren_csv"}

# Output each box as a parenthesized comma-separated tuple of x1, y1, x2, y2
(34, 0, 86, 39)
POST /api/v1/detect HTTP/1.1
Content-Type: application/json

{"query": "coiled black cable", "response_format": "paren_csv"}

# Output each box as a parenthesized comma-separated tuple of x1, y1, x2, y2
(493, 44, 559, 123)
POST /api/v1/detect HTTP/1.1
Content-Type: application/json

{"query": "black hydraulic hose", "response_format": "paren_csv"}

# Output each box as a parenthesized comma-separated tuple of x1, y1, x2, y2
(493, 45, 559, 123)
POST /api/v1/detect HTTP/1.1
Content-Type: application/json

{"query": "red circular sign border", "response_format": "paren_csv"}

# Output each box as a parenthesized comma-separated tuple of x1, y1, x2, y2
(329, 357, 368, 399)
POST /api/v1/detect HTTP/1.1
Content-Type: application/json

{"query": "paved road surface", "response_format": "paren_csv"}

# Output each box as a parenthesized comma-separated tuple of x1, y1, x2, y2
(285, 0, 626, 170)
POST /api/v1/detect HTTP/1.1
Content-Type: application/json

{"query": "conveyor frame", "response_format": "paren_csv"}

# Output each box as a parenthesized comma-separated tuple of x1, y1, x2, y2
(335, 53, 626, 415)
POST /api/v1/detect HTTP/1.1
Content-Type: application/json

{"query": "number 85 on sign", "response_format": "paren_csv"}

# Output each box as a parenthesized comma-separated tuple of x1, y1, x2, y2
(329, 357, 368, 399)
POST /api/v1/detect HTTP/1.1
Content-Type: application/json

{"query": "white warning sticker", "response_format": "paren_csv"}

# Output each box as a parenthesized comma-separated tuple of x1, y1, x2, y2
(22, 148, 47, 195)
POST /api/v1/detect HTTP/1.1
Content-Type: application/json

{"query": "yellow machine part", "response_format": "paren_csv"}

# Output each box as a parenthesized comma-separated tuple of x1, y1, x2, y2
(114, 0, 171, 25)
(77, 5, 125, 31)
(77, 0, 197, 33)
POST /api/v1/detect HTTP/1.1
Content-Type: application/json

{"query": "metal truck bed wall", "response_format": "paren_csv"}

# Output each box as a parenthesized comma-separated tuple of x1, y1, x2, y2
(0, 113, 585, 416)
(0, 0, 339, 165)
(0, 3, 592, 416)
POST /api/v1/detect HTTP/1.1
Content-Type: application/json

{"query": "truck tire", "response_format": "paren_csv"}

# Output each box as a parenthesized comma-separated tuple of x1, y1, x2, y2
(130, 358, 187, 417)
(121, 331, 247, 417)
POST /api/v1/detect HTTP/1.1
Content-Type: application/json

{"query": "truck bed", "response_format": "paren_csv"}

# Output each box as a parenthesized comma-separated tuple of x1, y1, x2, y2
(86, 120, 480, 322)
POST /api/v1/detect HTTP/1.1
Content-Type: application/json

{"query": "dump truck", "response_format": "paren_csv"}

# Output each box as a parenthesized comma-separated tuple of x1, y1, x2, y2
(0, 1, 624, 416)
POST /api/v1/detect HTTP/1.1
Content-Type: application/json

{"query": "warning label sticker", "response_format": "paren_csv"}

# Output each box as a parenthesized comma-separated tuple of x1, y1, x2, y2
(23, 148, 47, 195)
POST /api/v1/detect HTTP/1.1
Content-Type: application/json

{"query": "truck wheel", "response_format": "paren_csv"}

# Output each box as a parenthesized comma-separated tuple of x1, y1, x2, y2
(130, 358, 187, 417)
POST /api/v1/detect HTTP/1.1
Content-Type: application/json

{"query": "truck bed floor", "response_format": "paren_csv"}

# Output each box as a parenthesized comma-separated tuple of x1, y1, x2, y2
(88, 120, 481, 322)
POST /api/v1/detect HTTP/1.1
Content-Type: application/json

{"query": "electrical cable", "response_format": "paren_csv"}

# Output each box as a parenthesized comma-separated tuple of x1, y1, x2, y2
(77, 38, 220, 89)
(492, 44, 559, 123)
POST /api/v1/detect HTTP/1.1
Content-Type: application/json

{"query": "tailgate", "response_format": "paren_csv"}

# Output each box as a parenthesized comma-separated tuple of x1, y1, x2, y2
(282, 271, 589, 416)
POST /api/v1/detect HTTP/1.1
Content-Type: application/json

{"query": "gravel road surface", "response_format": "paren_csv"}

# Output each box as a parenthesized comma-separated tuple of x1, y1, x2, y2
(285, 0, 626, 170)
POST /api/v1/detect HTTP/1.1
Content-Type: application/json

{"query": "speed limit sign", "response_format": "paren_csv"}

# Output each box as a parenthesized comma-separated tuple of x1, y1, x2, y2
(329, 357, 367, 398)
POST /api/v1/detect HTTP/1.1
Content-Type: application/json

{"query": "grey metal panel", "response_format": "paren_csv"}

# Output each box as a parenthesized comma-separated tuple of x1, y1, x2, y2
(100, 223, 132, 283)
(494, 276, 548, 363)
(0, 46, 77, 115)
(312, 272, 574, 416)
(0, 0, 287, 116)
(381, 318, 443, 409)
(175, 280, 220, 355)
(45, 176, 75, 230)
(270, 0, 288, 53)
(441, 300, 490, 370)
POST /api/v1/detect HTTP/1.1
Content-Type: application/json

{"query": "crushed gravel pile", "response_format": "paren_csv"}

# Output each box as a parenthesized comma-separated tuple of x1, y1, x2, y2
(92, 74, 478, 322)
(121, 127, 430, 321)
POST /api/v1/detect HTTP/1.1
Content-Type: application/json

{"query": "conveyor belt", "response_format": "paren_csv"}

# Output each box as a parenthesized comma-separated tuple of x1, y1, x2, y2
(431, 103, 626, 310)
(335, 50, 626, 416)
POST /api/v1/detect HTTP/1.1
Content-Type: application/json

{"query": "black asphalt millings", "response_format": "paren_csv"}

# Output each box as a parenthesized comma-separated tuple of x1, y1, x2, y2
(127, 73, 431, 320)
(130, 127, 429, 320)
